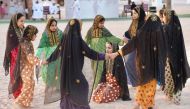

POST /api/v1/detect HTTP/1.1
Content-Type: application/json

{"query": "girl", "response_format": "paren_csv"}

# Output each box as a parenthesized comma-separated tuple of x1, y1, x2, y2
(46, 19, 108, 109)
(123, 6, 146, 87)
(110, 14, 166, 109)
(13, 25, 44, 108)
(36, 17, 63, 104)
(3, 13, 25, 99)
(36, 18, 63, 83)
(85, 15, 123, 88)
(162, 10, 190, 105)
(93, 42, 131, 103)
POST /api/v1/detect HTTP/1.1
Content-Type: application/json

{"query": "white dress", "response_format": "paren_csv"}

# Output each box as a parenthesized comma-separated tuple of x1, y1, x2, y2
(32, 3, 43, 19)
(49, 4, 58, 14)
(71, 0, 81, 19)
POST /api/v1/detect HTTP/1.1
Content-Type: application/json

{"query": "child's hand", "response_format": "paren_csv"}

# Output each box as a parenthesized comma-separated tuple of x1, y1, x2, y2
(41, 60, 48, 65)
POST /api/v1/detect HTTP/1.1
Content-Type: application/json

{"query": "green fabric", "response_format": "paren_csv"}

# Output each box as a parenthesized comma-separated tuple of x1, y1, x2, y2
(46, 57, 61, 87)
(85, 27, 122, 88)
(38, 29, 63, 48)
(36, 29, 63, 83)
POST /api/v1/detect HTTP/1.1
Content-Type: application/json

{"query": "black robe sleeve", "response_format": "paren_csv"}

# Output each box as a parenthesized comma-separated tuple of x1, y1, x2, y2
(47, 39, 63, 63)
(81, 39, 105, 60)
(121, 37, 137, 56)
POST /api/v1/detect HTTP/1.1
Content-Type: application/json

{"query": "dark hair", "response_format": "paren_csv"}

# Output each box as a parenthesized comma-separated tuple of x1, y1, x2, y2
(23, 25, 38, 41)
(99, 17, 105, 23)
(106, 42, 119, 52)
(16, 13, 24, 21)
(49, 19, 57, 26)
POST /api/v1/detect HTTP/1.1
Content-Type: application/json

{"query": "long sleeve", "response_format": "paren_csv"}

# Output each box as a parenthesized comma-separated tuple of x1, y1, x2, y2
(21, 43, 41, 66)
(103, 28, 123, 45)
(81, 39, 105, 60)
(106, 36, 123, 46)
(120, 37, 137, 56)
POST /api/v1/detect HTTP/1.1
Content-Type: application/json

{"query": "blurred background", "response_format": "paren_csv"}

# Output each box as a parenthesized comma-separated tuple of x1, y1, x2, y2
(0, 0, 190, 20)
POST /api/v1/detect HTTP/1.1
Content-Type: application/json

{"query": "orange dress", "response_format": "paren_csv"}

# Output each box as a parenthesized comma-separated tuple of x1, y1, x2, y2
(92, 73, 121, 103)
(135, 79, 157, 109)
(15, 40, 41, 107)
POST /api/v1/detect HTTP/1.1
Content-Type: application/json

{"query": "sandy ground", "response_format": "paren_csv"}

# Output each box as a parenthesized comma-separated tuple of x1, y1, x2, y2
(0, 17, 190, 109)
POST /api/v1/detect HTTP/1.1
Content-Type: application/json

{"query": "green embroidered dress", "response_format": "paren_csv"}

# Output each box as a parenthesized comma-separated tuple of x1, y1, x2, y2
(36, 29, 63, 83)
(85, 15, 123, 88)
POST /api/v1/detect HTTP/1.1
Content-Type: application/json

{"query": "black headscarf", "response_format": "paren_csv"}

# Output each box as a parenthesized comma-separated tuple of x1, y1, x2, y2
(137, 14, 166, 85)
(100, 42, 130, 98)
(10, 25, 38, 94)
(48, 19, 95, 105)
(125, 6, 146, 39)
(122, 14, 166, 86)
(163, 10, 190, 93)
(3, 13, 24, 76)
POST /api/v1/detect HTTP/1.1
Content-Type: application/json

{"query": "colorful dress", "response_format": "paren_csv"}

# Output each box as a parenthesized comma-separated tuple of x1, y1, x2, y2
(93, 43, 130, 103)
(47, 19, 106, 109)
(36, 23, 63, 104)
(162, 10, 190, 104)
(36, 28, 62, 83)
(3, 13, 24, 98)
(15, 40, 41, 107)
(123, 7, 145, 87)
(118, 14, 166, 109)
(85, 15, 123, 88)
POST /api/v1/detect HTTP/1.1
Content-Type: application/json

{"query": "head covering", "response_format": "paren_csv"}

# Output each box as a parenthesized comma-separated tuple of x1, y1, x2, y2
(10, 25, 38, 95)
(45, 18, 60, 46)
(128, 6, 146, 38)
(163, 10, 190, 93)
(60, 19, 91, 105)
(105, 42, 118, 73)
(135, 14, 166, 86)
(91, 15, 105, 37)
(3, 13, 24, 76)
(106, 42, 119, 53)
(23, 25, 38, 41)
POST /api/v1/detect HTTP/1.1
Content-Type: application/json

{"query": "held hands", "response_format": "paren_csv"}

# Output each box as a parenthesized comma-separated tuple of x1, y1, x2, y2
(105, 52, 119, 60)
(41, 60, 48, 65)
